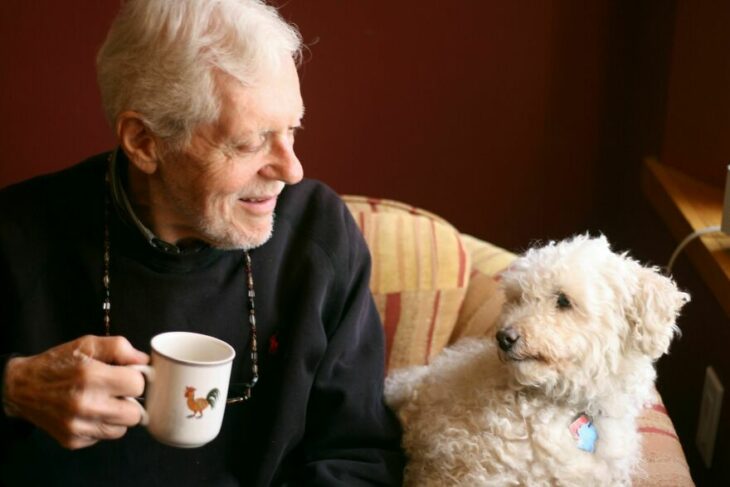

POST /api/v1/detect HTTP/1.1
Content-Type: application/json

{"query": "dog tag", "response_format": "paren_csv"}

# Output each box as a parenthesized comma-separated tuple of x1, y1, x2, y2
(569, 414, 597, 453)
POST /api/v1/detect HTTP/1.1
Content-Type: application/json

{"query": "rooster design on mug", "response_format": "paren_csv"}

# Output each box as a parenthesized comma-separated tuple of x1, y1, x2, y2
(185, 386, 220, 418)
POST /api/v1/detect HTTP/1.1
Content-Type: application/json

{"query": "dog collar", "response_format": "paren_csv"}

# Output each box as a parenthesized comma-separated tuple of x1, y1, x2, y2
(569, 413, 597, 453)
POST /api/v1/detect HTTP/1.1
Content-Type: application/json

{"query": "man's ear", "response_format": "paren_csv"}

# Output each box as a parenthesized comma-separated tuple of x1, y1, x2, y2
(116, 111, 160, 175)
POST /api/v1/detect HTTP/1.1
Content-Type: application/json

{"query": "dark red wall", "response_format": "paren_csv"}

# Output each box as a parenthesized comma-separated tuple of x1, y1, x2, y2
(273, 0, 617, 250)
(0, 2, 118, 185)
(1, 0, 630, 251)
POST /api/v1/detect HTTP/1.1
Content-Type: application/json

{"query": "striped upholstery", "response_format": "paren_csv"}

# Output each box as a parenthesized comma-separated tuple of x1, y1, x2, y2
(635, 393, 695, 486)
(342, 195, 694, 486)
(452, 234, 516, 341)
(343, 196, 470, 371)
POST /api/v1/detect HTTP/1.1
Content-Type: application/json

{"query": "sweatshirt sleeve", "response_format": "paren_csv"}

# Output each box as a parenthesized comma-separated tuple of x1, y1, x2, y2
(292, 206, 406, 486)
(0, 191, 35, 455)
(1, 326, 34, 457)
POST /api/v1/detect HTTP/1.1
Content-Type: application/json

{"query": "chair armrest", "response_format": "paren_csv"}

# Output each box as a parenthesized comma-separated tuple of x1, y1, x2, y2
(635, 392, 694, 486)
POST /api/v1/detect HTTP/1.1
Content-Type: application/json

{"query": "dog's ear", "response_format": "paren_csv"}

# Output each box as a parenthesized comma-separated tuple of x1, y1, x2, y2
(627, 266, 690, 359)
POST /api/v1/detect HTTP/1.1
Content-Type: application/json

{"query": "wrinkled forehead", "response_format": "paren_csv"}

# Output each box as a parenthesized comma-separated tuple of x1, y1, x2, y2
(208, 59, 304, 135)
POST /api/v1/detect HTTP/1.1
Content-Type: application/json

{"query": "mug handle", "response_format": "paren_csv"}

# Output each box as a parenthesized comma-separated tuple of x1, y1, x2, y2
(126, 364, 154, 426)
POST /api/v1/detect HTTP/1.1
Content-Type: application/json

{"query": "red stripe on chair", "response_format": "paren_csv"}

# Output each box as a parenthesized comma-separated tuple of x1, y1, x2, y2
(384, 293, 401, 368)
(638, 427, 678, 440)
(413, 216, 423, 287)
(456, 235, 467, 288)
(425, 290, 441, 363)
(429, 219, 439, 288)
(358, 213, 366, 234)
(367, 198, 381, 212)
(371, 214, 380, 292)
(396, 214, 405, 291)
(648, 403, 668, 414)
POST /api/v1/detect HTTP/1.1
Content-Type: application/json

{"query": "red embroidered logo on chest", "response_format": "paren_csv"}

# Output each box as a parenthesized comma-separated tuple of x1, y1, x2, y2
(268, 333, 280, 355)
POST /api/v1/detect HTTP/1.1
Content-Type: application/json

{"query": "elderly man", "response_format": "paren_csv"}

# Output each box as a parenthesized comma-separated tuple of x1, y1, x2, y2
(0, 0, 405, 485)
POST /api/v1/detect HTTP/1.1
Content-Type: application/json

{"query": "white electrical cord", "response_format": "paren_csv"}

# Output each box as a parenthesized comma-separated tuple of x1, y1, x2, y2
(666, 225, 722, 274)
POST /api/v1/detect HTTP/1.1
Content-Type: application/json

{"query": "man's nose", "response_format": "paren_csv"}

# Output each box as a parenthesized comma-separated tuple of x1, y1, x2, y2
(260, 135, 303, 185)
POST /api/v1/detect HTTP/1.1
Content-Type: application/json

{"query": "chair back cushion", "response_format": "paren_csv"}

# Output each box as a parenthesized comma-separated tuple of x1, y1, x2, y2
(451, 234, 516, 342)
(343, 196, 470, 372)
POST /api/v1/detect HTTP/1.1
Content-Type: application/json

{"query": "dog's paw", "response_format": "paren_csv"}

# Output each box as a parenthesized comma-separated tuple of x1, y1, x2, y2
(384, 364, 430, 411)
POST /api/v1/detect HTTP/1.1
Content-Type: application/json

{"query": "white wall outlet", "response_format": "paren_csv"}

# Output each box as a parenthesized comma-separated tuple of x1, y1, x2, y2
(696, 366, 724, 468)
(722, 165, 730, 235)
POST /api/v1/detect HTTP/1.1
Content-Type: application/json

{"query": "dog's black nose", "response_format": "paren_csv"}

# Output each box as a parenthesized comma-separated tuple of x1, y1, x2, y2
(496, 327, 520, 351)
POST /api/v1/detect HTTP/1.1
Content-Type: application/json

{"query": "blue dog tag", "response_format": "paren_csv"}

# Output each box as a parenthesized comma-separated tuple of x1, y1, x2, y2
(569, 414, 598, 453)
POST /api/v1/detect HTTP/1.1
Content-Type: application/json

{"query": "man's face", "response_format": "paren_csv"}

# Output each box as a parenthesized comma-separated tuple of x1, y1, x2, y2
(154, 57, 304, 250)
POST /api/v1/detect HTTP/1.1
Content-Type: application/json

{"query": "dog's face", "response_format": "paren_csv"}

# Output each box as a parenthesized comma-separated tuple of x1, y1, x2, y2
(495, 235, 689, 399)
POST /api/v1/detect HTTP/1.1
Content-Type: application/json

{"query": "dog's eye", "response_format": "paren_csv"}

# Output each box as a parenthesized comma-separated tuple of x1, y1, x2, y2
(556, 292, 572, 310)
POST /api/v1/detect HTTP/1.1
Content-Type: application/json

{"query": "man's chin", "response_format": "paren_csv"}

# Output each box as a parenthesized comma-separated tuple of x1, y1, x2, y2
(214, 234, 272, 251)
(207, 217, 275, 251)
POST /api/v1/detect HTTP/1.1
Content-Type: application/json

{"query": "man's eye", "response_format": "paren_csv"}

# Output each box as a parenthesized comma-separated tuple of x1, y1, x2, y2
(288, 126, 302, 140)
(236, 137, 267, 154)
(556, 292, 572, 310)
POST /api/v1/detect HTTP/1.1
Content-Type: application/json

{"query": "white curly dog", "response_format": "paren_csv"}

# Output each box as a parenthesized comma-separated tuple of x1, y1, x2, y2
(385, 235, 689, 486)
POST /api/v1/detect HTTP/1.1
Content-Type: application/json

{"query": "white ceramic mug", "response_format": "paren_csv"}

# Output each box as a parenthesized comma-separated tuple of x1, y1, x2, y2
(129, 331, 235, 448)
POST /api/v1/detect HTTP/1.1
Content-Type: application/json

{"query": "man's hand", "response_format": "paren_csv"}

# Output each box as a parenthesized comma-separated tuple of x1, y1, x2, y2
(2, 335, 149, 450)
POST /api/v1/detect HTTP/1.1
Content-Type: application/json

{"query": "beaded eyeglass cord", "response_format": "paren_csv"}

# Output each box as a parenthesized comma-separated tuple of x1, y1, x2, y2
(102, 164, 259, 403)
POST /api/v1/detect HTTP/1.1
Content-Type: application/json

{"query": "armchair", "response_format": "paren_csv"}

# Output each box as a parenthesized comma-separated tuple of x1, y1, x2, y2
(343, 195, 694, 486)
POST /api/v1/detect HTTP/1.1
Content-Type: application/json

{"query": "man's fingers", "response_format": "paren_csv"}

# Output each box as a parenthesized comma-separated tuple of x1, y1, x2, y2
(76, 335, 149, 366)
(83, 360, 146, 398)
(71, 393, 144, 427)
(57, 434, 98, 451)
(4, 336, 148, 451)
(98, 397, 145, 427)
(60, 366, 145, 426)
(92, 421, 128, 440)
(54, 418, 129, 450)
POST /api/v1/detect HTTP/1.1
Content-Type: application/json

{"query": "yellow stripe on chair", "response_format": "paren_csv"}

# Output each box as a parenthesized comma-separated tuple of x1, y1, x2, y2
(343, 195, 470, 372)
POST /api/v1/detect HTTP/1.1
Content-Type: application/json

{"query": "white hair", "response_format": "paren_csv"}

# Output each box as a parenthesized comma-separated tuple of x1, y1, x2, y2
(97, 0, 302, 148)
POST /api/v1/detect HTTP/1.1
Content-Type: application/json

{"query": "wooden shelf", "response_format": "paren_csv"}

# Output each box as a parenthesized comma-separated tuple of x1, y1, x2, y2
(642, 158, 730, 317)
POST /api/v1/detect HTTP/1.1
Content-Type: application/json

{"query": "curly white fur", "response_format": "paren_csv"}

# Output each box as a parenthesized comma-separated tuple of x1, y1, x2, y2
(385, 235, 689, 486)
